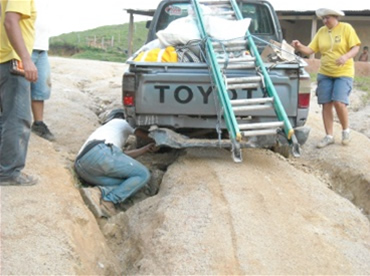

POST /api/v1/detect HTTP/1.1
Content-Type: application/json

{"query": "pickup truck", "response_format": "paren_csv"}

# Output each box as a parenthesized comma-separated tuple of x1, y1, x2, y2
(122, 0, 311, 156)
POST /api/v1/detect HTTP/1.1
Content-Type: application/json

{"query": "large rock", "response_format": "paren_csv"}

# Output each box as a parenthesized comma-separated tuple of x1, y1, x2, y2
(46, 57, 126, 155)
(106, 147, 370, 275)
(1, 135, 121, 275)
(0, 57, 126, 275)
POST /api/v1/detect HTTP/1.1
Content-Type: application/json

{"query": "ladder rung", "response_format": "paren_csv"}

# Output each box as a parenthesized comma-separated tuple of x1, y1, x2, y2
(227, 76, 261, 83)
(212, 41, 247, 47)
(238, 121, 284, 130)
(225, 63, 256, 69)
(205, 5, 232, 10)
(218, 57, 255, 63)
(241, 129, 279, 137)
(215, 47, 248, 54)
(227, 83, 259, 90)
(203, 11, 235, 16)
(231, 97, 273, 105)
(233, 105, 272, 112)
(199, 0, 231, 4)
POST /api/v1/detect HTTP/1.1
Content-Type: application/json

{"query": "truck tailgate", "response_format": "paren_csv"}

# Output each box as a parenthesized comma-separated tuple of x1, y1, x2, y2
(133, 64, 299, 118)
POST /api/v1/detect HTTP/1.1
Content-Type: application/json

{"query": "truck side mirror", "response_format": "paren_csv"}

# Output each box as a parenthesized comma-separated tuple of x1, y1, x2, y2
(146, 20, 152, 29)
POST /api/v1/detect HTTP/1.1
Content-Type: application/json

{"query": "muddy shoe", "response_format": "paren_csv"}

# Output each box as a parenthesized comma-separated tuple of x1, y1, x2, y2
(80, 187, 104, 218)
(118, 198, 135, 212)
(317, 135, 334, 148)
(0, 172, 38, 186)
(80, 187, 117, 218)
(32, 121, 55, 142)
(144, 169, 164, 196)
(100, 200, 117, 217)
(342, 130, 350, 146)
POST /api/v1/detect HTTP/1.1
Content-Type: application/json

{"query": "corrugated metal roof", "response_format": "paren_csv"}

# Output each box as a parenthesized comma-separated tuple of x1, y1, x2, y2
(268, 0, 367, 11)
(125, 9, 155, 17)
(277, 10, 370, 16)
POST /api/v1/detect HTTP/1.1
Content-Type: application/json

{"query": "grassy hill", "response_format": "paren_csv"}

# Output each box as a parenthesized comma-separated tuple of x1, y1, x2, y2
(49, 21, 149, 63)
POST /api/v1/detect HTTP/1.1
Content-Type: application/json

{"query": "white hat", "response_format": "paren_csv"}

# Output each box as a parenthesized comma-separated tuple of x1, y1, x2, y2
(316, 8, 345, 19)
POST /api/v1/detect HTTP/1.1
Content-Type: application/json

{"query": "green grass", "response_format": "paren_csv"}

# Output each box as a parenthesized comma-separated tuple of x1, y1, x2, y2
(309, 73, 370, 103)
(354, 76, 370, 104)
(354, 76, 370, 92)
(49, 22, 149, 63)
(309, 73, 317, 82)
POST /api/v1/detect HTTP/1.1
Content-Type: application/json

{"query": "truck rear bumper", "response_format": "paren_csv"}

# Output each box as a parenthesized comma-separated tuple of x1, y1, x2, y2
(149, 125, 310, 150)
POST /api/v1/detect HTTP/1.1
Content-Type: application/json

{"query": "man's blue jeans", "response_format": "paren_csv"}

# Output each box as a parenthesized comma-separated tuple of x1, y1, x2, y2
(74, 143, 151, 204)
(0, 61, 32, 181)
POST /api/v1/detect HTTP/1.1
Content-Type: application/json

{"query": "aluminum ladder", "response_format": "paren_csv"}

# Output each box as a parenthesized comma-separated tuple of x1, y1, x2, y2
(191, 0, 300, 162)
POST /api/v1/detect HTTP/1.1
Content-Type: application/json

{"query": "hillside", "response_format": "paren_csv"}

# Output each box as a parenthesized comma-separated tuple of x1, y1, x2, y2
(49, 21, 149, 62)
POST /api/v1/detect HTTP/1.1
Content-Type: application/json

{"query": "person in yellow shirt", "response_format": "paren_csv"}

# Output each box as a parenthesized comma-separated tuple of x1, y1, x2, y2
(0, 0, 38, 186)
(291, 8, 361, 148)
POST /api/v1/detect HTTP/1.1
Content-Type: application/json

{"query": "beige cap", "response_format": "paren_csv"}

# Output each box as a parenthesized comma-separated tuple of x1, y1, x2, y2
(316, 8, 345, 19)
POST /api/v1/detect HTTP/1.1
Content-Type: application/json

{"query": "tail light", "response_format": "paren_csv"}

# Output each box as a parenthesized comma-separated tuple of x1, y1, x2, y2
(298, 75, 311, 108)
(123, 93, 134, 106)
(122, 73, 135, 107)
(298, 93, 310, 108)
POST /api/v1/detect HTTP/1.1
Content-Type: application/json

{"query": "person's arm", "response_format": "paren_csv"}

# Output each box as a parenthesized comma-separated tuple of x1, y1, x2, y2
(336, 45, 360, 66)
(4, 12, 37, 82)
(291, 40, 315, 56)
(124, 143, 158, 159)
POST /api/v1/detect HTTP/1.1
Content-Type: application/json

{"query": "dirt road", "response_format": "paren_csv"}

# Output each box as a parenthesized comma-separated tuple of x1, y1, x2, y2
(1, 57, 369, 275)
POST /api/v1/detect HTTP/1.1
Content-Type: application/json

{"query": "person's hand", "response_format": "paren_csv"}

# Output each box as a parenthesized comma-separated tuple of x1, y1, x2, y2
(336, 55, 348, 66)
(22, 59, 38, 82)
(143, 143, 159, 153)
(291, 40, 301, 49)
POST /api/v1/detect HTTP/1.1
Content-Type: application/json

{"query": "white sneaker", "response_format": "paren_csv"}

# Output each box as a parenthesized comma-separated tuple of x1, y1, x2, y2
(342, 130, 350, 145)
(317, 135, 334, 148)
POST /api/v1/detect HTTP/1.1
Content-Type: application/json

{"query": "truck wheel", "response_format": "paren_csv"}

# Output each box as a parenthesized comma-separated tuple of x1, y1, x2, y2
(272, 132, 291, 158)
(272, 144, 291, 158)
(272, 134, 301, 158)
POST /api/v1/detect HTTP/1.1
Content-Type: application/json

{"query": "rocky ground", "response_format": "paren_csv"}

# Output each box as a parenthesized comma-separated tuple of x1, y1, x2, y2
(0, 57, 369, 275)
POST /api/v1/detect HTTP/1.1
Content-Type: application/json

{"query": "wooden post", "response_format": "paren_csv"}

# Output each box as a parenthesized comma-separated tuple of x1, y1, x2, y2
(128, 12, 134, 57)
(310, 17, 317, 59)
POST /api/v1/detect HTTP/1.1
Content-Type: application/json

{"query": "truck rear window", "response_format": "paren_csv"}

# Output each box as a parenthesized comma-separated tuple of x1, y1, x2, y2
(156, 2, 274, 35)
(156, 4, 190, 31)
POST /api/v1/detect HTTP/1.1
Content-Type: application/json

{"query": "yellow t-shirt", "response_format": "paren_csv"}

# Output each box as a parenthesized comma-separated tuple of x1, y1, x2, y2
(0, 0, 37, 63)
(308, 22, 361, 78)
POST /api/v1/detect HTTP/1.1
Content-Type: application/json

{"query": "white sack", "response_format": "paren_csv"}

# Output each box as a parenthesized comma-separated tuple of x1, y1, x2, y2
(205, 16, 251, 40)
(156, 2, 252, 47)
(156, 16, 201, 47)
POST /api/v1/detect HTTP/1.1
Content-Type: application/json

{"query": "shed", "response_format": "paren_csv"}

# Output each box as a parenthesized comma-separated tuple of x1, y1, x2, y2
(277, 9, 370, 60)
